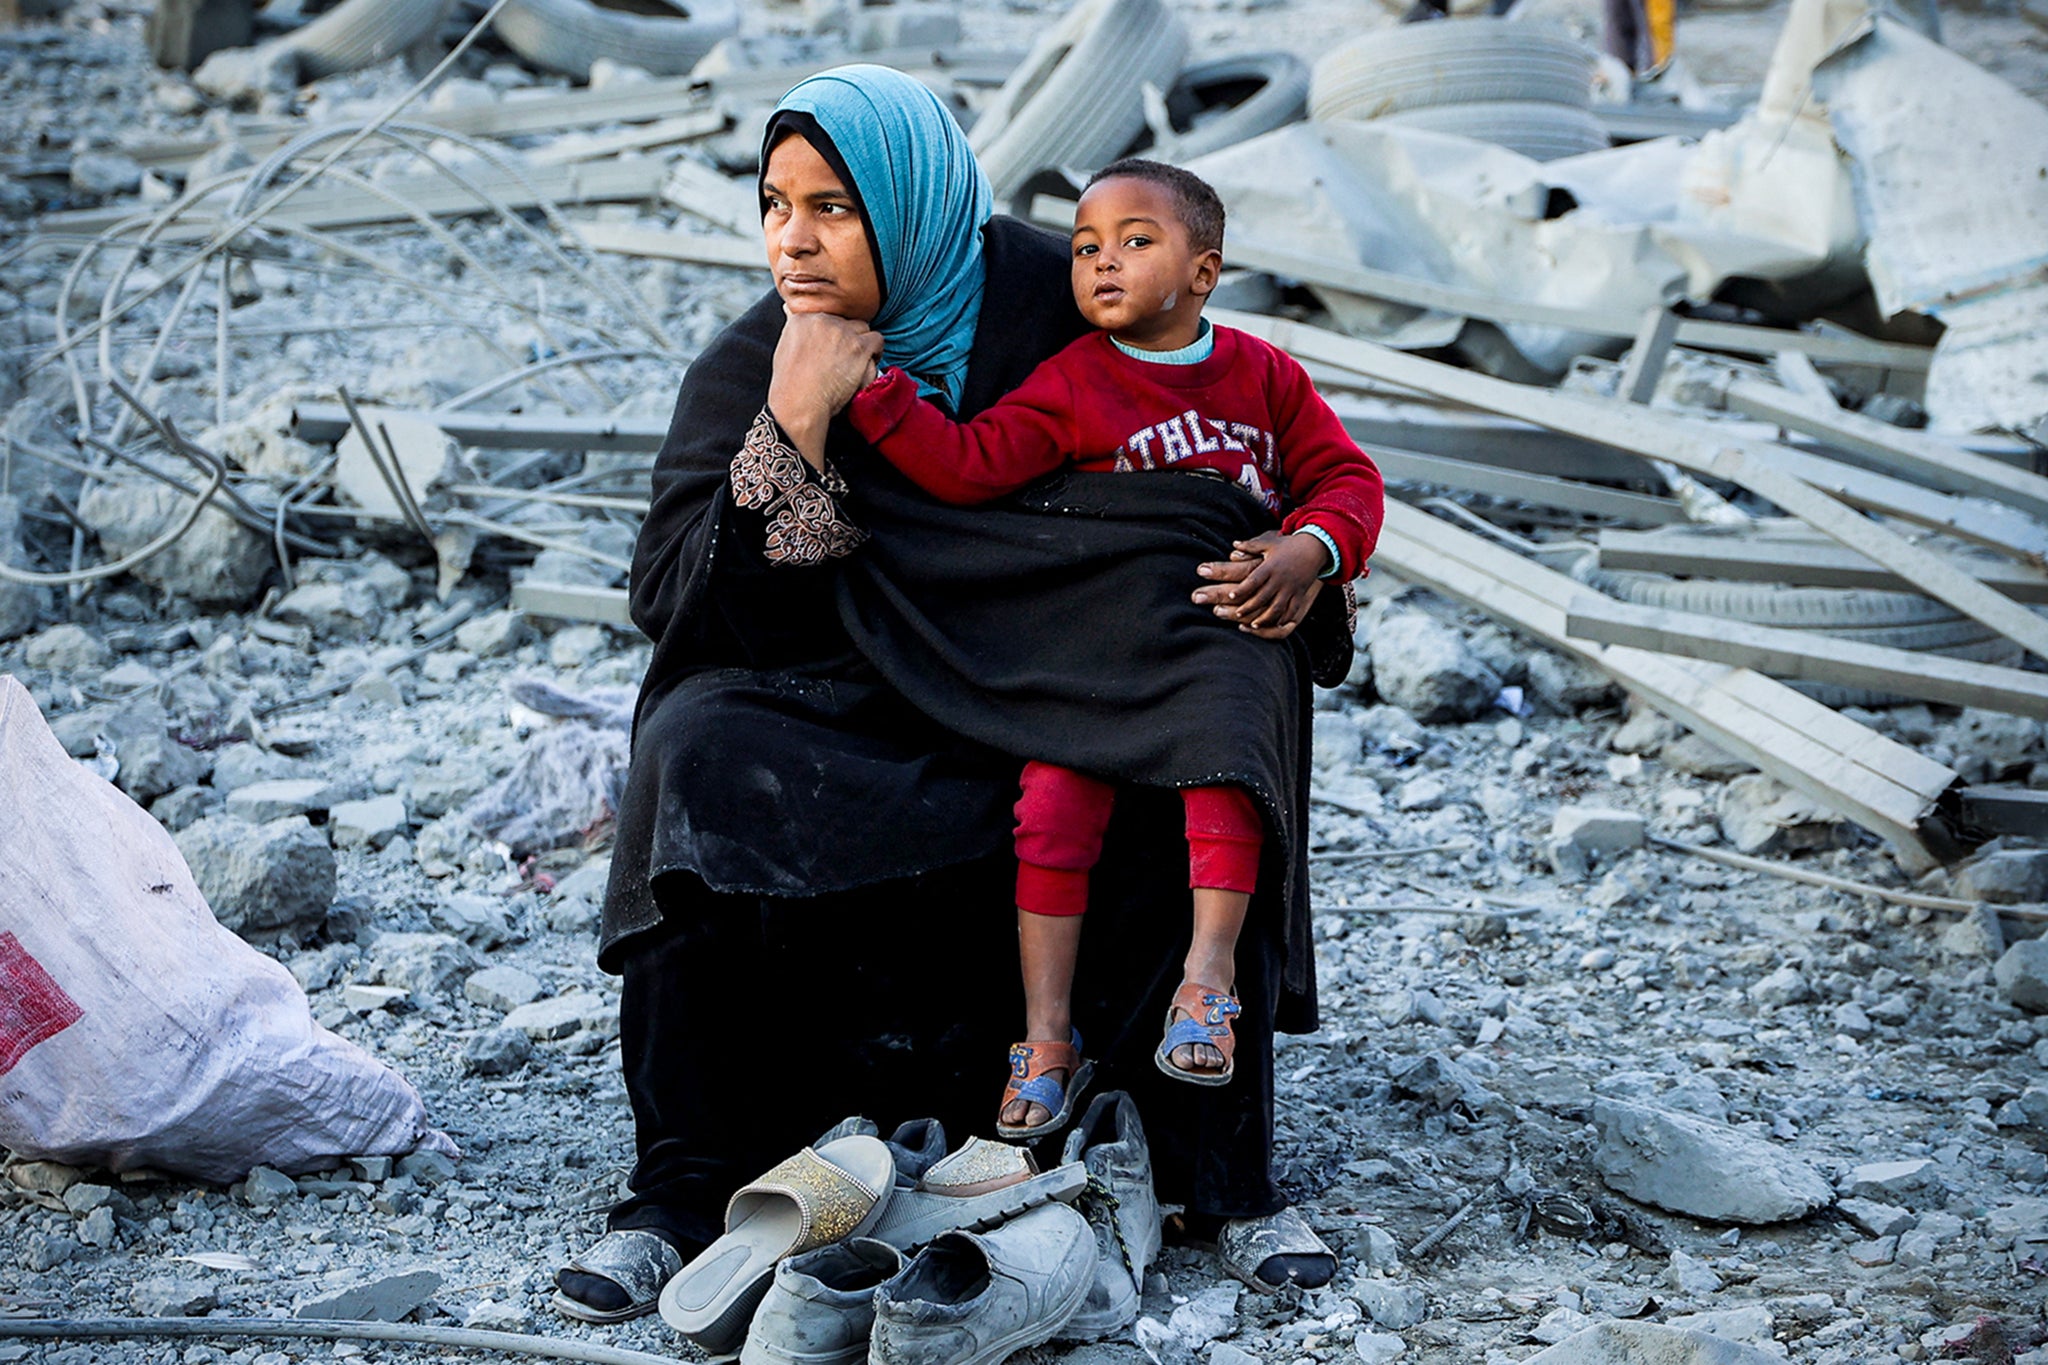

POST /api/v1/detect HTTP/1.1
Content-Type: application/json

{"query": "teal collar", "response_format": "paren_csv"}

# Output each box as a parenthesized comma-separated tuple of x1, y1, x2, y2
(1112, 317, 1213, 366)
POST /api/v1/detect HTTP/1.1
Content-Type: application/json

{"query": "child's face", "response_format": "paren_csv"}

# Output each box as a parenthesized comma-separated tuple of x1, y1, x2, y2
(1070, 177, 1220, 350)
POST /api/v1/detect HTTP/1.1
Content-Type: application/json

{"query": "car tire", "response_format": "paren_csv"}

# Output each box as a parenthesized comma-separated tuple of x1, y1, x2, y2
(492, 0, 739, 80)
(1309, 20, 1596, 123)
(1383, 98, 1608, 160)
(968, 0, 1188, 203)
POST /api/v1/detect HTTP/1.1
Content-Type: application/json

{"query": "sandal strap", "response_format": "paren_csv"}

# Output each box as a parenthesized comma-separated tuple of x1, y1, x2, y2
(726, 1146, 884, 1254)
(563, 1230, 683, 1305)
(1163, 982, 1240, 1065)
(1002, 1034, 1085, 1118)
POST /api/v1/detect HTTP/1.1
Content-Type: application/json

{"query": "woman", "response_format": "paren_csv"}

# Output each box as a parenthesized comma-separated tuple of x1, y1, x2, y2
(555, 64, 1341, 1323)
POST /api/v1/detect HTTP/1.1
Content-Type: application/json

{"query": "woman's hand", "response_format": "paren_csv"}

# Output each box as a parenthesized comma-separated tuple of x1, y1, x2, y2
(768, 309, 883, 469)
(1192, 530, 1327, 639)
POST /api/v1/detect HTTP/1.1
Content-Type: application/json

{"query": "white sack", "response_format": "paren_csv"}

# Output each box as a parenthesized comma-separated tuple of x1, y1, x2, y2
(0, 674, 454, 1183)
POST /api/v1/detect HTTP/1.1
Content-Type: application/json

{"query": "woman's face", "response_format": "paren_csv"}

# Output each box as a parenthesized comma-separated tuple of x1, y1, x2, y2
(762, 135, 882, 323)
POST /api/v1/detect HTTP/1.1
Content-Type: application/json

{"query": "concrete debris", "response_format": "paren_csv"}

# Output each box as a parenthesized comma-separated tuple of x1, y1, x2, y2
(173, 814, 337, 940)
(1365, 612, 1500, 724)
(1591, 1098, 1834, 1224)
(78, 477, 271, 607)
(4, 0, 2048, 1350)
(1523, 1321, 1792, 1365)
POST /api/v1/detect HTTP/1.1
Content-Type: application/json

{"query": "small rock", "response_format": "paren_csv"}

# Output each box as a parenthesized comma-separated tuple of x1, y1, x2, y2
(152, 784, 219, 832)
(464, 1300, 530, 1332)
(272, 581, 384, 639)
(1838, 1198, 1915, 1237)
(1995, 939, 2048, 1012)
(1356, 1225, 1402, 1270)
(465, 965, 543, 1013)
(372, 931, 480, 1000)
(1662, 733, 1757, 779)
(240, 1165, 298, 1209)
(330, 795, 408, 850)
(1551, 805, 1646, 857)
(1665, 1249, 1722, 1296)
(433, 892, 514, 948)
(349, 1156, 394, 1182)
(1211, 1347, 1261, 1365)
(25, 623, 112, 672)
(1832, 1002, 1873, 1038)
(1167, 1285, 1239, 1347)
(454, 609, 532, 658)
(1354, 1330, 1407, 1364)
(1611, 708, 1679, 755)
(1748, 965, 1810, 1010)
(1526, 650, 1618, 713)
(343, 983, 409, 1013)
(398, 1149, 458, 1187)
(70, 152, 145, 198)
(295, 1269, 444, 1322)
(27, 1234, 80, 1271)
(462, 1025, 533, 1076)
(79, 477, 268, 606)
(547, 625, 610, 670)
(61, 1183, 119, 1216)
(1395, 774, 1446, 812)
(134, 1278, 219, 1317)
(1664, 1307, 1775, 1344)
(1353, 1279, 1427, 1329)
(224, 777, 342, 822)
(1955, 850, 2048, 904)
(1718, 775, 1838, 855)
(210, 745, 304, 792)
(79, 1205, 117, 1247)
(1840, 1159, 1935, 1200)
(9, 1160, 86, 1195)
(504, 990, 607, 1040)
(1941, 902, 2005, 960)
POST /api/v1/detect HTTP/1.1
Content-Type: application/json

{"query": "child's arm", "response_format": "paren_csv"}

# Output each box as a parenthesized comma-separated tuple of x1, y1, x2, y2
(846, 361, 1077, 505)
(1192, 348, 1386, 637)
(1269, 356, 1386, 583)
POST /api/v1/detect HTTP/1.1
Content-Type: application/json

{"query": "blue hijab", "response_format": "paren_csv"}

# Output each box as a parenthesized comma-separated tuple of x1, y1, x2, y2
(767, 65, 993, 410)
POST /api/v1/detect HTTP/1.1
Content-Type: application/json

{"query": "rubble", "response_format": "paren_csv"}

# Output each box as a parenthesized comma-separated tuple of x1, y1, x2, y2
(1591, 1098, 1835, 1224)
(4, 0, 2048, 1356)
(172, 814, 337, 938)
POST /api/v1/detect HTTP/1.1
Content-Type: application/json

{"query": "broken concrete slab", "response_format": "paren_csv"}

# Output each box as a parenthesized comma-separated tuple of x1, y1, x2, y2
(294, 1268, 443, 1322)
(503, 990, 607, 1040)
(1522, 1321, 1791, 1365)
(78, 477, 271, 607)
(1551, 805, 1646, 857)
(464, 964, 543, 1013)
(462, 1025, 534, 1076)
(223, 777, 343, 822)
(1839, 1158, 1937, 1200)
(1592, 1098, 1833, 1224)
(329, 794, 408, 850)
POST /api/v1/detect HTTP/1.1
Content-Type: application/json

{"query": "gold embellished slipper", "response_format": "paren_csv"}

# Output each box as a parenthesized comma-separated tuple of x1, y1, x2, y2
(868, 1136, 1088, 1251)
(657, 1134, 896, 1354)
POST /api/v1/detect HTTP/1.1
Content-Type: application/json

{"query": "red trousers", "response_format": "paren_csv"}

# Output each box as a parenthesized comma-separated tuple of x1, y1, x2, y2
(1012, 760, 1263, 916)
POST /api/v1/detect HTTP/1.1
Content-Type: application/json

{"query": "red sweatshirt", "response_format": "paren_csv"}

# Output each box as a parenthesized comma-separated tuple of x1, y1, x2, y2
(847, 326, 1384, 581)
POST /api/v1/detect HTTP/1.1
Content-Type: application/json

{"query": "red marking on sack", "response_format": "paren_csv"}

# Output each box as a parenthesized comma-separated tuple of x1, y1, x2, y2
(0, 932, 83, 1076)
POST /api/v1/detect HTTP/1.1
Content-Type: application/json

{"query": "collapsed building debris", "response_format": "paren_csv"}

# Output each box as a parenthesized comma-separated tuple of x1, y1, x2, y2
(6, 0, 2048, 1356)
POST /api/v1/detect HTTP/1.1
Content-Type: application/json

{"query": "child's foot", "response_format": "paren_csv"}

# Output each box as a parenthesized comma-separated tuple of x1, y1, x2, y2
(1155, 981, 1240, 1086)
(996, 1032, 1093, 1139)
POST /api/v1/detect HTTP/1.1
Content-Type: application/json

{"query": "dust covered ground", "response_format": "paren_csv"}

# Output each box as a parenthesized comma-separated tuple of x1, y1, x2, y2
(5, 0, 2048, 1362)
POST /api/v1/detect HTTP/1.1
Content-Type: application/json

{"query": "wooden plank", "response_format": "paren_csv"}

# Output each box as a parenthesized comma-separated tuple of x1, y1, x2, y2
(512, 580, 635, 626)
(577, 221, 768, 271)
(1222, 239, 1935, 372)
(1725, 374, 2048, 524)
(1375, 502, 1951, 862)
(1375, 448, 1688, 524)
(1221, 310, 2048, 664)
(1565, 595, 2048, 717)
(1595, 528, 2048, 601)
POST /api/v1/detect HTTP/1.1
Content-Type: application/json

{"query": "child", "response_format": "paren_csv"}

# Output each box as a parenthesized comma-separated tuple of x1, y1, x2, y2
(843, 158, 1384, 1139)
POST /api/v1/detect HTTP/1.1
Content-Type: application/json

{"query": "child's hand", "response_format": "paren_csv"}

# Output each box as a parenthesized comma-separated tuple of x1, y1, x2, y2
(1192, 530, 1327, 638)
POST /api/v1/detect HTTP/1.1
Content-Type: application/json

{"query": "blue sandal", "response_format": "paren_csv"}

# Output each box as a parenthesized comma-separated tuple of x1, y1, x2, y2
(996, 1029, 1094, 1141)
(1155, 981, 1239, 1086)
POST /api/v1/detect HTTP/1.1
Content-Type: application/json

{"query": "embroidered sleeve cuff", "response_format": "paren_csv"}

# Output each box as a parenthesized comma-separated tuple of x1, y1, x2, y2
(728, 407, 867, 567)
(1297, 524, 1345, 581)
